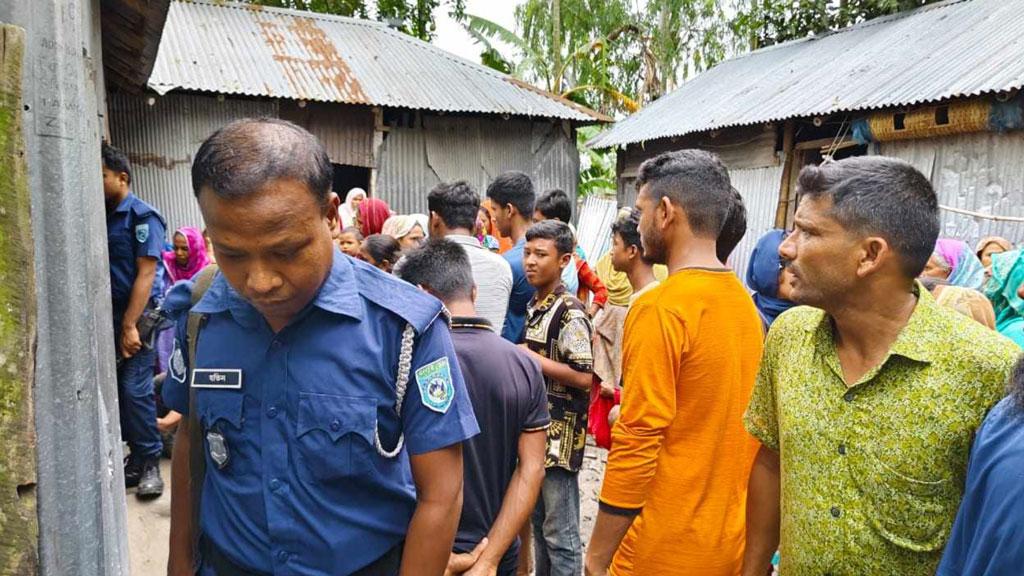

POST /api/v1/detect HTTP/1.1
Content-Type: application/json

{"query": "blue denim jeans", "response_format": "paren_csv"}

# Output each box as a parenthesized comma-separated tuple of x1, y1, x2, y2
(531, 467, 581, 576)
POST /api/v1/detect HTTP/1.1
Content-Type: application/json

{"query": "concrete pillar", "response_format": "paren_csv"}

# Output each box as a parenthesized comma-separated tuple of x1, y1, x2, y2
(0, 0, 130, 573)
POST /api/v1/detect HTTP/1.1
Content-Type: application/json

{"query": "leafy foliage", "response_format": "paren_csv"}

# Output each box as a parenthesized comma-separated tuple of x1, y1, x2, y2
(240, 0, 464, 41)
(730, 0, 941, 50)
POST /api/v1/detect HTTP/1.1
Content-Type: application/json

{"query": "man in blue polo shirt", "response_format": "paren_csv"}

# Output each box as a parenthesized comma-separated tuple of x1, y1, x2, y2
(103, 141, 166, 498)
(163, 119, 479, 576)
(485, 171, 536, 343)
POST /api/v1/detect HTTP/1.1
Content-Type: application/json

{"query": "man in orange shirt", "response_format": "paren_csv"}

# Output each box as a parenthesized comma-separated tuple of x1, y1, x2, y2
(584, 150, 764, 576)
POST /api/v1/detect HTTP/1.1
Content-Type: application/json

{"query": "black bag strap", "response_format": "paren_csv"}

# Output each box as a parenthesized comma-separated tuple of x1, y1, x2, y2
(186, 264, 218, 572)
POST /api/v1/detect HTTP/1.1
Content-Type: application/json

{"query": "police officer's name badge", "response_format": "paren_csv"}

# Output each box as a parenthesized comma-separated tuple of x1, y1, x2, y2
(191, 369, 242, 389)
(135, 223, 149, 243)
(415, 357, 454, 414)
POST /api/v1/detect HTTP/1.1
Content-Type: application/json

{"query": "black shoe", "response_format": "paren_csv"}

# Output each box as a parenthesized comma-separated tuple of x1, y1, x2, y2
(124, 456, 142, 489)
(136, 459, 164, 499)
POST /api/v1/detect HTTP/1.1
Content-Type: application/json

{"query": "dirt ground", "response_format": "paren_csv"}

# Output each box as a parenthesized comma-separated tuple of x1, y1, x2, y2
(126, 445, 610, 576)
(126, 459, 172, 576)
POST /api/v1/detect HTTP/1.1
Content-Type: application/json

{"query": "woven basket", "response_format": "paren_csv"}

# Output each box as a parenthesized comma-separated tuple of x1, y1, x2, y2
(868, 99, 990, 142)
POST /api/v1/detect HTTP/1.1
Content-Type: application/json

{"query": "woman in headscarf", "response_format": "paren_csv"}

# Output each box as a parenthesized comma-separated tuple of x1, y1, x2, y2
(746, 229, 797, 332)
(919, 276, 996, 329)
(921, 238, 986, 290)
(975, 236, 1012, 268)
(475, 205, 501, 252)
(984, 249, 1024, 347)
(162, 226, 211, 284)
(338, 187, 366, 229)
(356, 197, 391, 237)
(381, 214, 426, 251)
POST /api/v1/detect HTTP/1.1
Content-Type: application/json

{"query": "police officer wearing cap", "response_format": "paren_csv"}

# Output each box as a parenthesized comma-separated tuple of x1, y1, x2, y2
(103, 141, 167, 498)
(164, 118, 480, 576)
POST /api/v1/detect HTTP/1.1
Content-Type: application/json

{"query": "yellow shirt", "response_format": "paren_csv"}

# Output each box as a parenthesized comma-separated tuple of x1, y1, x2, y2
(601, 269, 764, 575)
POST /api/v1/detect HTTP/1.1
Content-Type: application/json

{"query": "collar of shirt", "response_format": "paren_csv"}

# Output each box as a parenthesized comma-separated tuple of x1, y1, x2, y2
(528, 284, 567, 316)
(112, 193, 135, 214)
(450, 316, 493, 331)
(808, 282, 939, 386)
(446, 234, 483, 249)
(193, 249, 365, 329)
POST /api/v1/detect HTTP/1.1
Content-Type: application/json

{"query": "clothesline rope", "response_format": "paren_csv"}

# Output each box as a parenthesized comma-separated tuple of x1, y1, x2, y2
(939, 204, 1024, 223)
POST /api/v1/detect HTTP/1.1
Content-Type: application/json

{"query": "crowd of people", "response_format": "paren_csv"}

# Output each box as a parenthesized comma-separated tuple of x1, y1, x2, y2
(100, 118, 1024, 576)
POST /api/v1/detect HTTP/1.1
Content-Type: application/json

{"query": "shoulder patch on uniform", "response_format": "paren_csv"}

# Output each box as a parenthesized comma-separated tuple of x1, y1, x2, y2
(135, 223, 149, 243)
(170, 340, 187, 384)
(415, 357, 454, 414)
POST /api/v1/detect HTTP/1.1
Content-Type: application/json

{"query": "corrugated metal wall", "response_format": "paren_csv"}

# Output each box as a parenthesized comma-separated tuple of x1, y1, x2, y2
(575, 196, 620, 265)
(728, 163, 786, 283)
(378, 114, 579, 215)
(108, 92, 279, 233)
(882, 131, 1024, 247)
(282, 101, 376, 168)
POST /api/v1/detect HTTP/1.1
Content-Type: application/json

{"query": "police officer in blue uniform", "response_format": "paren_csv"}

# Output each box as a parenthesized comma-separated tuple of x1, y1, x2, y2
(103, 142, 167, 498)
(164, 119, 480, 576)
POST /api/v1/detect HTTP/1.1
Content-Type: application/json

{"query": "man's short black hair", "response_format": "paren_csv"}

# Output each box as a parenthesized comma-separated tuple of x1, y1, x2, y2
(428, 180, 480, 231)
(797, 156, 939, 278)
(396, 238, 475, 302)
(192, 118, 333, 204)
(612, 208, 655, 265)
(636, 149, 733, 238)
(102, 141, 132, 184)
(486, 171, 536, 218)
(717, 187, 747, 263)
(525, 219, 574, 256)
(362, 234, 401, 264)
(536, 189, 573, 222)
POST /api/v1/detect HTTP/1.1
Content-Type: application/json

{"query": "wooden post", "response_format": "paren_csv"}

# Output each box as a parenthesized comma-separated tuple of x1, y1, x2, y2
(0, 22, 40, 575)
(774, 119, 796, 228)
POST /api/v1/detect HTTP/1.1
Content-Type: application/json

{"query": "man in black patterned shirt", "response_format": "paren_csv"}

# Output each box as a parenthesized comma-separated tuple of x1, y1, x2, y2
(518, 220, 594, 576)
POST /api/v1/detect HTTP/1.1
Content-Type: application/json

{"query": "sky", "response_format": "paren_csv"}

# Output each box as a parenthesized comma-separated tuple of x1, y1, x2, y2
(431, 1, 519, 64)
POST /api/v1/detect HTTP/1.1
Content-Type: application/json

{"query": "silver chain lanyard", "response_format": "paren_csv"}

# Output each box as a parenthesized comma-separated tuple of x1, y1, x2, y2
(373, 323, 416, 458)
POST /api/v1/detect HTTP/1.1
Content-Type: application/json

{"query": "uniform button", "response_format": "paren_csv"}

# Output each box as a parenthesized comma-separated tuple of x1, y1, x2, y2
(276, 550, 288, 562)
(269, 478, 281, 491)
(838, 443, 847, 455)
(831, 506, 841, 518)
(267, 406, 278, 419)
(843, 391, 855, 402)
(271, 340, 283, 349)
(330, 419, 341, 432)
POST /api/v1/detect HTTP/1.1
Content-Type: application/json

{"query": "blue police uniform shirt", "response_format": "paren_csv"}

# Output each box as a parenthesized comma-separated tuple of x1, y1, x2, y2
(163, 250, 480, 576)
(936, 395, 1024, 576)
(501, 238, 534, 343)
(107, 193, 166, 321)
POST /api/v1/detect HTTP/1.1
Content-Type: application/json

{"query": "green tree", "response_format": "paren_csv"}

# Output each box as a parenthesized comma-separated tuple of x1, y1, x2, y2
(731, 0, 941, 50)
(239, 0, 464, 41)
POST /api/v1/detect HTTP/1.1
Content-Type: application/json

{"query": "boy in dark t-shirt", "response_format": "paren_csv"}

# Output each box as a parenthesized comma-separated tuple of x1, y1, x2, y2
(398, 239, 550, 576)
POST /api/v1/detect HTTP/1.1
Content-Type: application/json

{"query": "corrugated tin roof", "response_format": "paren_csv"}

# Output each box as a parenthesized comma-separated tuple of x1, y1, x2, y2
(589, 0, 1024, 148)
(148, 0, 609, 123)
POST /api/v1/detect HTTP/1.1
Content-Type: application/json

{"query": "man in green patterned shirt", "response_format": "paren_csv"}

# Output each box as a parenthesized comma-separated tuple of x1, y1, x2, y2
(742, 157, 1020, 576)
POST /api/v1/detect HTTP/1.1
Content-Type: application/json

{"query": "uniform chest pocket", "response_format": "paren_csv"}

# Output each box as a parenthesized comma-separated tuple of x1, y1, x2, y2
(296, 393, 377, 483)
(199, 392, 245, 474)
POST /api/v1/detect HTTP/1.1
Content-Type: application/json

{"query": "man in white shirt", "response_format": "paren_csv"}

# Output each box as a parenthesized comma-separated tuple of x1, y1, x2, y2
(428, 181, 513, 333)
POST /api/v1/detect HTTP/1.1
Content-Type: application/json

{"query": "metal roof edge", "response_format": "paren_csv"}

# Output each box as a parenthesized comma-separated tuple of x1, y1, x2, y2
(587, 85, 1021, 149)
(164, 0, 605, 122)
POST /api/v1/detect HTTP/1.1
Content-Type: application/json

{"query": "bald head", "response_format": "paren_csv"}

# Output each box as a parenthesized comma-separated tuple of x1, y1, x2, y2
(191, 118, 333, 205)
